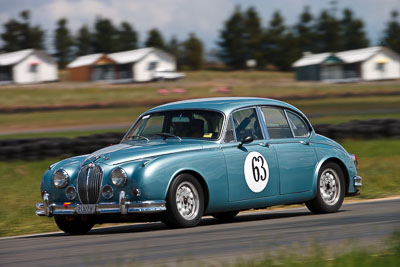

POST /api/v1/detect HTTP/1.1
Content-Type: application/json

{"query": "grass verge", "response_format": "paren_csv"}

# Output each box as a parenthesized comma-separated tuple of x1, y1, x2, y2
(232, 231, 400, 267)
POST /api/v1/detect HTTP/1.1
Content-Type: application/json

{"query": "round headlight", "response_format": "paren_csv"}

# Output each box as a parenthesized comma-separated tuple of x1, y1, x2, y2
(65, 186, 77, 200)
(110, 167, 127, 187)
(52, 169, 69, 189)
(102, 185, 114, 199)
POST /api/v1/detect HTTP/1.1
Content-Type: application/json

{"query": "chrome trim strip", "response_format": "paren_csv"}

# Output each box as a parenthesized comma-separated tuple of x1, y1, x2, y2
(354, 175, 363, 187)
(256, 106, 269, 140)
(283, 109, 296, 138)
(35, 200, 166, 216)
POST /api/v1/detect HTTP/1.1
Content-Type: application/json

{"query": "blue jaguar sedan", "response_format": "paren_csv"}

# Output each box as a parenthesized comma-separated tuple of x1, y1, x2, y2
(36, 97, 362, 234)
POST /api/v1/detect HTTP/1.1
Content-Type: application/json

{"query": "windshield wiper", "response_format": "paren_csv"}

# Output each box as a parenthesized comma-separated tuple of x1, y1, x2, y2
(130, 135, 150, 142)
(155, 133, 182, 141)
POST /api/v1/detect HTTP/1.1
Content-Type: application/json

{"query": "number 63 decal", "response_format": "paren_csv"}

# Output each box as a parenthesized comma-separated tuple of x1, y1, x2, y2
(244, 152, 270, 193)
(252, 156, 267, 182)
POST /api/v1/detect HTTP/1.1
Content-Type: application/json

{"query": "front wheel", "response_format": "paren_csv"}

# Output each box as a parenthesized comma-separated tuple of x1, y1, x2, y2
(54, 215, 94, 235)
(163, 174, 204, 228)
(306, 162, 345, 214)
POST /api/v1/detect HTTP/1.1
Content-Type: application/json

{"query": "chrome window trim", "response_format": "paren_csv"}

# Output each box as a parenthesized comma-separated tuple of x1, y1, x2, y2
(256, 106, 270, 140)
(285, 109, 311, 138)
(284, 109, 296, 138)
(222, 114, 237, 143)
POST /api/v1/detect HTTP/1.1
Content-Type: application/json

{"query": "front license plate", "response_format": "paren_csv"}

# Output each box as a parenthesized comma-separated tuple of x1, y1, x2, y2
(76, 204, 96, 214)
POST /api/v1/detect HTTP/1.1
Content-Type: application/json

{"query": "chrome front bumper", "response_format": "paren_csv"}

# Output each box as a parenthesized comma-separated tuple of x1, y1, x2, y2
(354, 175, 363, 187)
(35, 191, 166, 217)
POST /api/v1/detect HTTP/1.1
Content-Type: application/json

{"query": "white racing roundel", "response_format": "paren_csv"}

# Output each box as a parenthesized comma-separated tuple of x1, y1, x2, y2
(244, 151, 269, 193)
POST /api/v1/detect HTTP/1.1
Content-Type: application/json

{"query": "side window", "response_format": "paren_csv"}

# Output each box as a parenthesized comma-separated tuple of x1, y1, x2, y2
(261, 107, 293, 139)
(232, 108, 263, 141)
(224, 116, 235, 143)
(286, 111, 310, 137)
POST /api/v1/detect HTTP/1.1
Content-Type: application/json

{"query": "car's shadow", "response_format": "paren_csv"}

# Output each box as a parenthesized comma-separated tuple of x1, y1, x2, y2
(22, 209, 348, 238)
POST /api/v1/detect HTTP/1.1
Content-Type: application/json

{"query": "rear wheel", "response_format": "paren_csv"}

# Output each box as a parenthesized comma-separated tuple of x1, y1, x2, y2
(306, 162, 345, 214)
(163, 174, 204, 228)
(54, 215, 94, 235)
(212, 211, 239, 220)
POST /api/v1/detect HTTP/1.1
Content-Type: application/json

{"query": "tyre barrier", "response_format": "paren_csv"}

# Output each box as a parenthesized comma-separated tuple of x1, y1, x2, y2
(313, 118, 400, 139)
(0, 132, 124, 161)
(0, 119, 399, 161)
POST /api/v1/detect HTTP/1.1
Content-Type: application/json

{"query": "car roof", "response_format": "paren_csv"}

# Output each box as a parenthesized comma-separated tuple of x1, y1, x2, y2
(146, 97, 303, 115)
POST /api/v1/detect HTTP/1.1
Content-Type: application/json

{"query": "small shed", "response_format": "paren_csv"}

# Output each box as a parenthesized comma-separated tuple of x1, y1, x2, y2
(0, 49, 58, 84)
(292, 46, 400, 82)
(67, 48, 176, 82)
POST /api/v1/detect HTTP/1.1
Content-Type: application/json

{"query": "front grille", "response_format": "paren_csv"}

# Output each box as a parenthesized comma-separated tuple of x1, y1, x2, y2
(77, 165, 103, 204)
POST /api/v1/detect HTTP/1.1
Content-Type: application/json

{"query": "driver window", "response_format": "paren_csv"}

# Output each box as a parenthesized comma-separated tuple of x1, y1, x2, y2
(232, 108, 263, 141)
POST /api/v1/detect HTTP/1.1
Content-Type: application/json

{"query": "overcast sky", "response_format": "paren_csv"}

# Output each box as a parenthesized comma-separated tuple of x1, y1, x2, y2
(0, 0, 399, 52)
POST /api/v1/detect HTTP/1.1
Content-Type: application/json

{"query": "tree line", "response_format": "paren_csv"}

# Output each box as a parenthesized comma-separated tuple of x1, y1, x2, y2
(0, 10, 203, 70)
(1, 6, 399, 71)
(218, 6, 400, 70)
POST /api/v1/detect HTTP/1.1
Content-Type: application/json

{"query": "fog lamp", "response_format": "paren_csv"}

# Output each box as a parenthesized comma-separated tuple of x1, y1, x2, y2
(65, 186, 77, 200)
(102, 185, 114, 199)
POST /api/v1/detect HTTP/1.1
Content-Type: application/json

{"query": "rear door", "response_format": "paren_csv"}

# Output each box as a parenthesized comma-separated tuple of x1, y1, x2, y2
(260, 106, 317, 195)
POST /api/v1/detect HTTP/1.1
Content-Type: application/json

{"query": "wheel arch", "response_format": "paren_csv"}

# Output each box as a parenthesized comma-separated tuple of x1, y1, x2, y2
(166, 169, 210, 212)
(315, 157, 350, 195)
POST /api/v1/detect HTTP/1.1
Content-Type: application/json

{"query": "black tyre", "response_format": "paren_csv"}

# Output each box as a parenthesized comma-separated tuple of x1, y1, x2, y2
(163, 174, 204, 228)
(54, 215, 94, 235)
(212, 211, 239, 220)
(306, 162, 345, 214)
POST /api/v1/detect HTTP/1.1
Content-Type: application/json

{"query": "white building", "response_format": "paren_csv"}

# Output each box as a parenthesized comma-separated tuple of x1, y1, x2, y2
(67, 47, 177, 82)
(0, 49, 58, 84)
(292, 46, 400, 82)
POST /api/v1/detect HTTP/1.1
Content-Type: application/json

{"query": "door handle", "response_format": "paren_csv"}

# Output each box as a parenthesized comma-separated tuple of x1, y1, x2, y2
(258, 142, 270, 148)
(300, 141, 310, 145)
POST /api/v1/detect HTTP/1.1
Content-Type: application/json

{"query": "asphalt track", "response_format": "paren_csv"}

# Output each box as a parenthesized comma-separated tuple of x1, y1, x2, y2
(1, 198, 399, 266)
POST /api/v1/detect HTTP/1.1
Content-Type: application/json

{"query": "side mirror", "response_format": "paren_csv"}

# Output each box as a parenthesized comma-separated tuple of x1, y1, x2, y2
(238, 136, 253, 148)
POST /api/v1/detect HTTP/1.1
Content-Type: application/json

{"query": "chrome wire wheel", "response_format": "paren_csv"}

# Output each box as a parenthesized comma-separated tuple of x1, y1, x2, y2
(175, 181, 199, 221)
(319, 168, 341, 206)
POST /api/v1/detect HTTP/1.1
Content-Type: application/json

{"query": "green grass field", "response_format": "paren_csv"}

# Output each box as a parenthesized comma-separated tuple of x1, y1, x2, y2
(0, 138, 398, 237)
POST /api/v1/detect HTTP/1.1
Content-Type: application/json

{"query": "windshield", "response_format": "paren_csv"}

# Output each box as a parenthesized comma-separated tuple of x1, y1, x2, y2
(122, 109, 225, 142)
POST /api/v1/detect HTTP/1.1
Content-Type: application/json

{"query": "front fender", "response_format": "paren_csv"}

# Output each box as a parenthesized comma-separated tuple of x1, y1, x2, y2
(136, 147, 228, 213)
